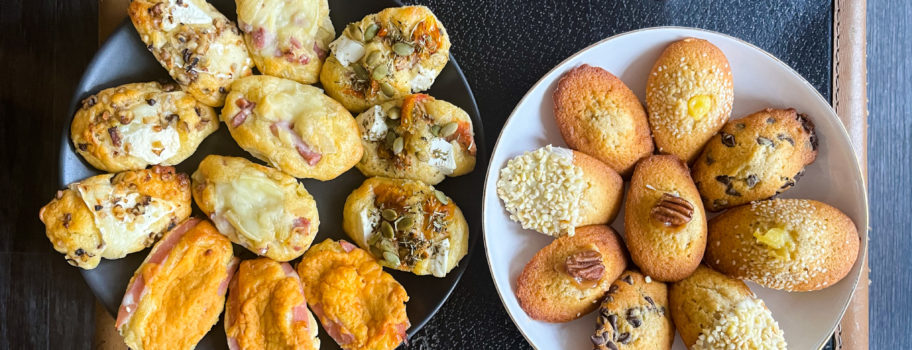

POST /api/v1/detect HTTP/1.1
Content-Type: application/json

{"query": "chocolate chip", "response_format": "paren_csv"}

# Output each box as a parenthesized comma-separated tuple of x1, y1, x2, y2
(597, 314, 608, 326)
(794, 169, 806, 181)
(622, 275, 633, 285)
(781, 179, 795, 189)
(767, 117, 776, 124)
(746, 174, 759, 188)
(617, 332, 631, 344)
(797, 113, 818, 150)
(608, 314, 618, 332)
(628, 317, 642, 328)
(715, 175, 732, 185)
(606, 341, 618, 350)
(77, 143, 88, 151)
(591, 333, 609, 346)
(608, 284, 619, 294)
(777, 133, 795, 146)
(146, 98, 156, 106)
(757, 136, 774, 147)
(644, 296, 656, 308)
(720, 132, 735, 147)
(705, 154, 714, 165)
(94, 205, 102, 211)
(725, 186, 741, 197)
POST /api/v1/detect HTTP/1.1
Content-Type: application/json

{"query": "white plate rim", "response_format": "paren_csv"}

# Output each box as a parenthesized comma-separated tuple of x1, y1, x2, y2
(481, 25, 870, 350)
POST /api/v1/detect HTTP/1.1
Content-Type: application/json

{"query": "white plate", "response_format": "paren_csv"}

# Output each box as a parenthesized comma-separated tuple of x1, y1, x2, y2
(482, 27, 868, 350)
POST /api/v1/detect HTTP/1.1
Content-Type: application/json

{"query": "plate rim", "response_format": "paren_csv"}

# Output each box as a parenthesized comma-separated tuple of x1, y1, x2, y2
(59, 10, 488, 342)
(480, 25, 869, 350)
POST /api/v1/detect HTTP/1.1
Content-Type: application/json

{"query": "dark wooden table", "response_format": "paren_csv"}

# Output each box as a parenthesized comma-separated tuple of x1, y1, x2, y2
(1, 0, 908, 348)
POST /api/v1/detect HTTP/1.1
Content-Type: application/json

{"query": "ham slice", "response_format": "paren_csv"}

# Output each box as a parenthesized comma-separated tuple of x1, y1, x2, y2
(270, 121, 322, 165)
(308, 302, 356, 347)
(339, 240, 357, 253)
(231, 98, 256, 127)
(280, 262, 311, 323)
(219, 257, 240, 295)
(115, 218, 201, 330)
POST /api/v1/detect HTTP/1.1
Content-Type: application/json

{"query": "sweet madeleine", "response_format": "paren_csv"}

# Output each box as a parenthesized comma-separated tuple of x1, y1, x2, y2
(646, 38, 733, 163)
(624, 155, 706, 282)
(515, 225, 627, 322)
(705, 199, 859, 292)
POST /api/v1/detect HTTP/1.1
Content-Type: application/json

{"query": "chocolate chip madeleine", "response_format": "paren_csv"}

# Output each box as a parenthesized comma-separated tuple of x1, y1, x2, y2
(591, 271, 673, 350)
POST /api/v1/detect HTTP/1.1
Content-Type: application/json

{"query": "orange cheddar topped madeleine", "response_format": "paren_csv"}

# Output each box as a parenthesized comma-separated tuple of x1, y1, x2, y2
(116, 218, 237, 350)
(296, 239, 410, 350)
(225, 258, 319, 350)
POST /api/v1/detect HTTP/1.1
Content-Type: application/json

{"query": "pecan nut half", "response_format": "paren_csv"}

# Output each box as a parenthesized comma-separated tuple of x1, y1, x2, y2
(566, 250, 604, 281)
(651, 193, 694, 226)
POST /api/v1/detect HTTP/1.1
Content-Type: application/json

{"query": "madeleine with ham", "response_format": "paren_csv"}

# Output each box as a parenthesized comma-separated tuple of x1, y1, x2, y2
(296, 239, 410, 350)
(116, 218, 237, 350)
(225, 258, 320, 350)
(220, 75, 362, 180)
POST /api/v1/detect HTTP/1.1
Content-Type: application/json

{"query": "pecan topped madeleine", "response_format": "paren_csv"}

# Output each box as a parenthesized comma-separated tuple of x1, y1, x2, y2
(72, 82, 218, 172)
(39, 166, 192, 269)
(320, 6, 451, 112)
(354, 94, 476, 185)
(236, 0, 335, 84)
(342, 177, 468, 277)
(128, 0, 253, 106)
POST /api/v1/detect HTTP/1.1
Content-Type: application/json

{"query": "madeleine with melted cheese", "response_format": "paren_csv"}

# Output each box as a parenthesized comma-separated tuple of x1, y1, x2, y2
(191, 155, 319, 261)
(225, 258, 320, 350)
(39, 166, 191, 269)
(296, 239, 410, 350)
(343, 176, 468, 277)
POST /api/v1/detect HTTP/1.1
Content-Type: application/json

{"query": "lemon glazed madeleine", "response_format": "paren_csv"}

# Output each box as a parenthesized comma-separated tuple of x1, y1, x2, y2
(71, 82, 218, 172)
(128, 0, 253, 106)
(706, 199, 860, 292)
(497, 145, 623, 237)
(342, 177, 468, 277)
(236, 0, 335, 84)
(320, 6, 451, 112)
(39, 166, 191, 269)
(646, 38, 734, 163)
(192, 155, 319, 261)
(354, 94, 476, 185)
(553, 64, 654, 176)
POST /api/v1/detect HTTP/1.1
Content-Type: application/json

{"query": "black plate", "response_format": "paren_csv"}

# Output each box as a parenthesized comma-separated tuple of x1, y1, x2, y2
(59, 1, 486, 348)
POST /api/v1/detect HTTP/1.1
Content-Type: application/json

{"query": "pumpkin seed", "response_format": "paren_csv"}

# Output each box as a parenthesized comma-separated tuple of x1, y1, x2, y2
(381, 209, 398, 221)
(380, 82, 396, 97)
(430, 124, 441, 136)
(372, 64, 389, 80)
(364, 23, 379, 41)
(347, 23, 362, 41)
(380, 221, 394, 238)
(385, 132, 397, 147)
(392, 42, 414, 56)
(416, 151, 429, 161)
(367, 232, 381, 245)
(366, 50, 383, 67)
(387, 106, 401, 120)
(434, 190, 448, 204)
(380, 239, 396, 252)
(392, 136, 404, 154)
(397, 215, 414, 231)
(383, 251, 400, 266)
(440, 122, 459, 137)
(352, 64, 369, 80)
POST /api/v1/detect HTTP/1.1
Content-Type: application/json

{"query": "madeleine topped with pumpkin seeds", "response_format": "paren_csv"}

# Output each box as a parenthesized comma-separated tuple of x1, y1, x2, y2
(646, 38, 734, 163)
(342, 176, 468, 277)
(354, 93, 476, 185)
(320, 6, 451, 112)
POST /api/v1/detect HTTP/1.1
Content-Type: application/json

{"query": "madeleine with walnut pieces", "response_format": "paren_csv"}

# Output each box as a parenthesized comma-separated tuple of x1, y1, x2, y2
(624, 155, 706, 282)
(515, 225, 626, 323)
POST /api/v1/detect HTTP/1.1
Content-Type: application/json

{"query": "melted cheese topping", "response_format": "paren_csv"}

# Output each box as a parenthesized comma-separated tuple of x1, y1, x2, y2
(693, 298, 787, 350)
(329, 36, 364, 67)
(410, 64, 436, 92)
(496, 145, 585, 237)
(428, 137, 456, 174)
(358, 206, 380, 243)
(74, 176, 176, 257)
(356, 105, 388, 142)
(427, 238, 450, 278)
(214, 173, 287, 245)
(119, 122, 180, 164)
(160, 0, 213, 31)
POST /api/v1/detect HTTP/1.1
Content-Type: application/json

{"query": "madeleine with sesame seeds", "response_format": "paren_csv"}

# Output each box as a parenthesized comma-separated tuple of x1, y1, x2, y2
(669, 265, 787, 349)
(705, 199, 860, 292)
(646, 38, 734, 163)
(553, 64, 654, 176)
(624, 155, 707, 282)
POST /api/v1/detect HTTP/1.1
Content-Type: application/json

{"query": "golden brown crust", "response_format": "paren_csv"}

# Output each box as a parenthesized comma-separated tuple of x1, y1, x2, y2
(668, 266, 753, 348)
(39, 166, 192, 269)
(128, 0, 253, 106)
(693, 108, 818, 211)
(553, 64, 653, 176)
(191, 155, 319, 261)
(646, 38, 734, 163)
(705, 199, 860, 292)
(573, 150, 624, 226)
(515, 225, 627, 322)
(71, 82, 218, 172)
(592, 271, 674, 350)
(624, 155, 706, 282)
